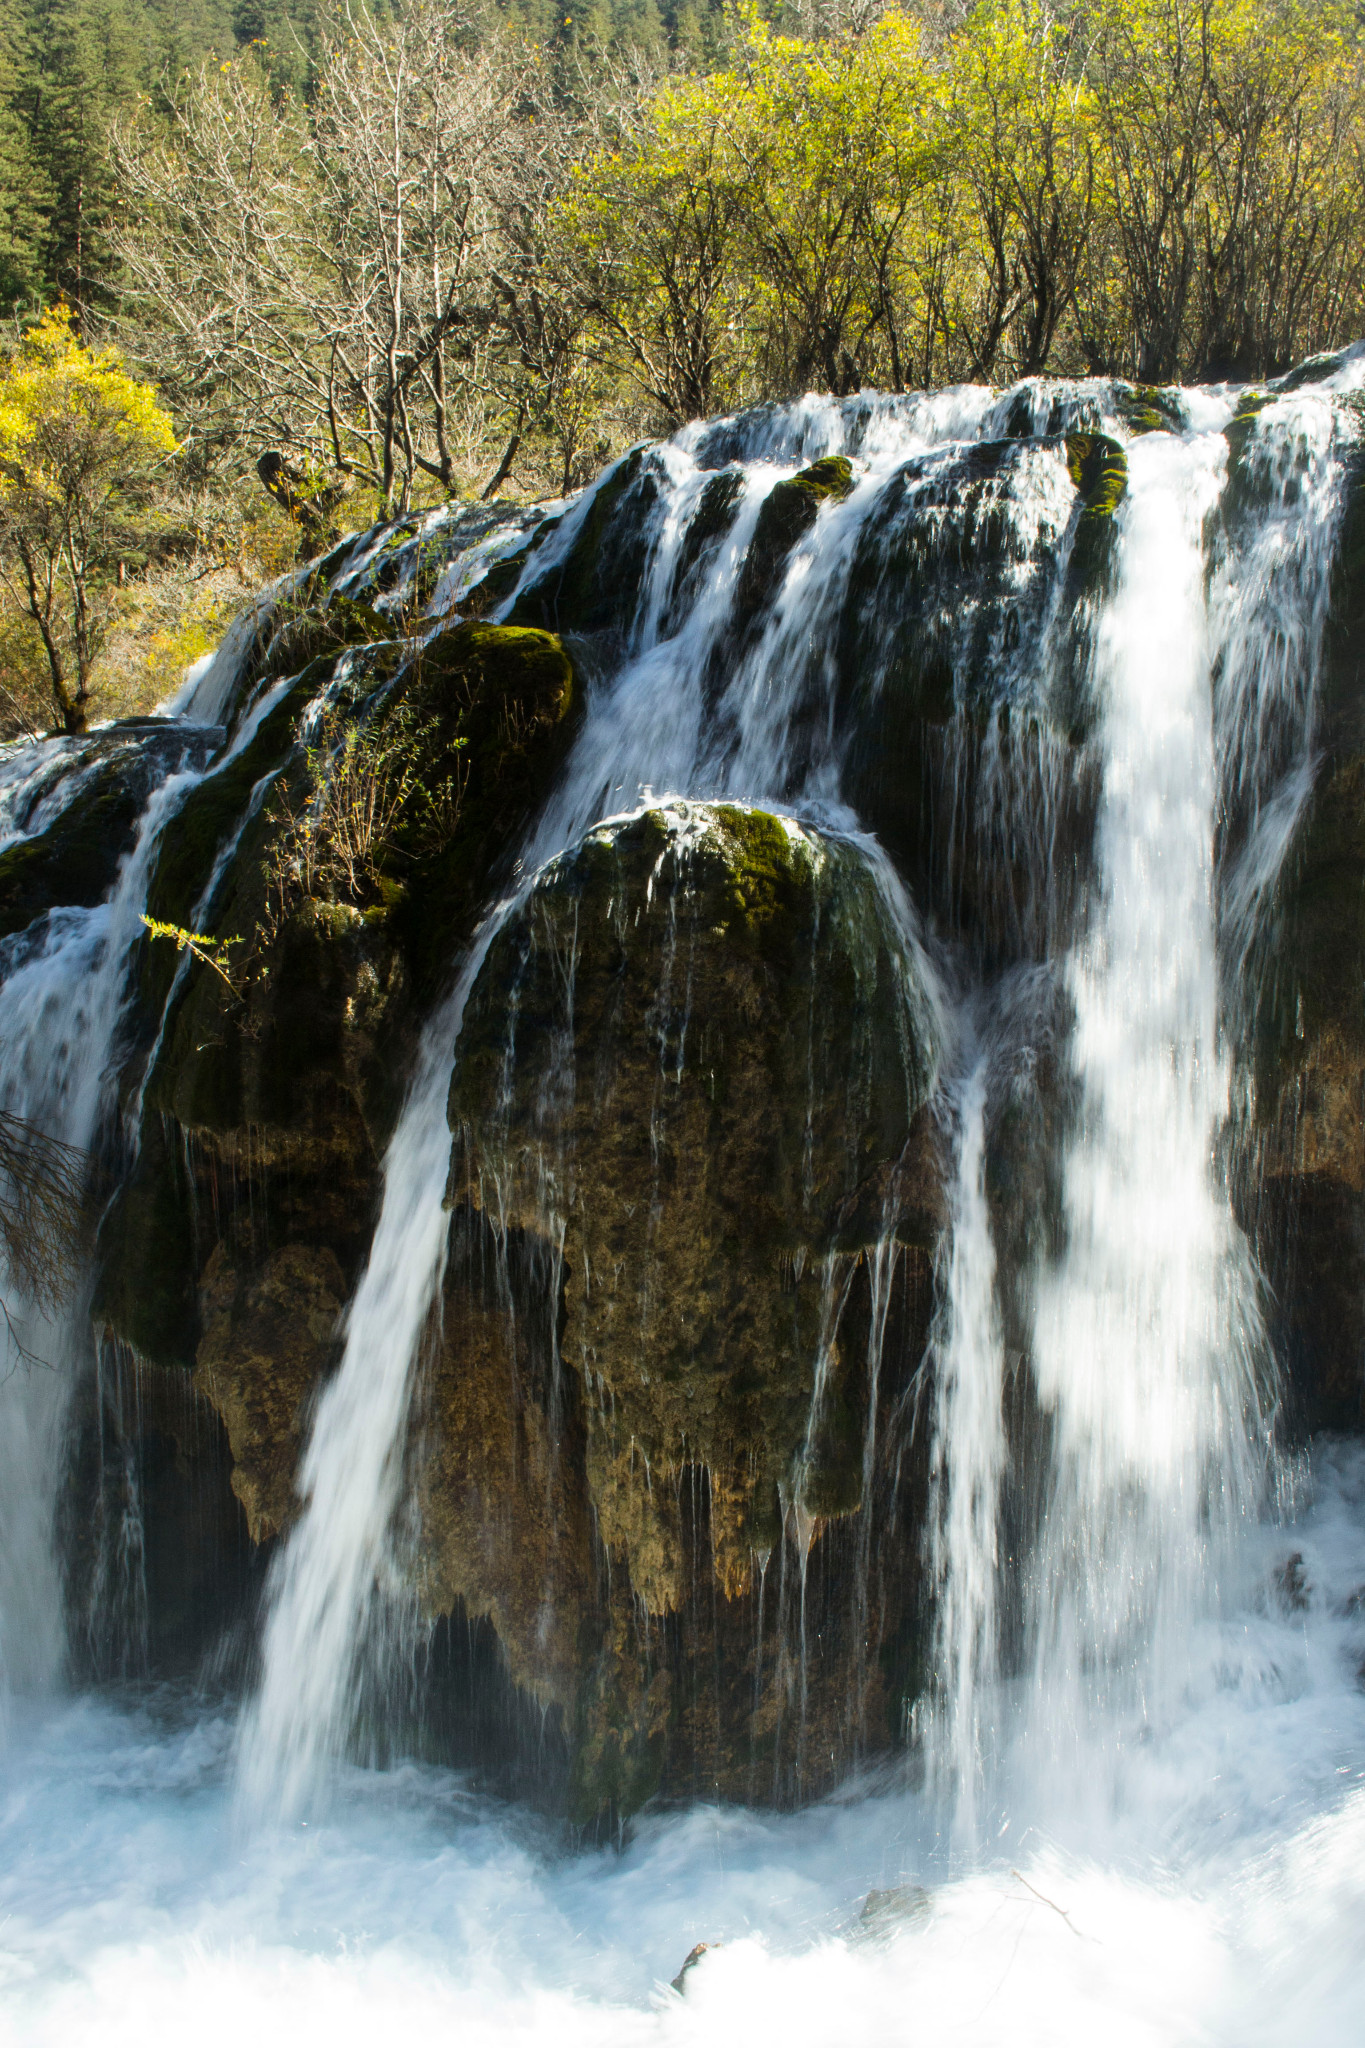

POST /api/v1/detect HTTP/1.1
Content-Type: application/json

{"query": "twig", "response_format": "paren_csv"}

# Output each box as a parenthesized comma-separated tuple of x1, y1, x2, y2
(1009, 1869, 1091, 1941)
(141, 915, 244, 996)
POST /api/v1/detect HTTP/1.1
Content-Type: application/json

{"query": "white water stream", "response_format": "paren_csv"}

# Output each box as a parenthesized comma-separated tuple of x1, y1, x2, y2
(0, 765, 206, 1705)
(1023, 425, 1270, 1789)
(0, 367, 1362, 2041)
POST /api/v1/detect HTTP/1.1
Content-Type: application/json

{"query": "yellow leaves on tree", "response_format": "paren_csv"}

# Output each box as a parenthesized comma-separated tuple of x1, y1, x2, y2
(557, 0, 1365, 421)
(0, 305, 176, 735)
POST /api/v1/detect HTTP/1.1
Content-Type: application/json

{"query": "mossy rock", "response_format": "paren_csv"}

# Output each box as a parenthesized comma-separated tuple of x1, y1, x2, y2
(457, 516, 562, 622)
(260, 587, 396, 682)
(836, 438, 1092, 941)
(508, 447, 661, 640)
(658, 468, 745, 634)
(0, 767, 151, 942)
(1112, 385, 1181, 437)
(1273, 345, 1362, 395)
(733, 454, 853, 632)
(1065, 433, 1127, 520)
(449, 802, 940, 1616)
(0, 728, 218, 942)
(1059, 432, 1127, 623)
(387, 621, 581, 998)
(1222, 389, 1272, 485)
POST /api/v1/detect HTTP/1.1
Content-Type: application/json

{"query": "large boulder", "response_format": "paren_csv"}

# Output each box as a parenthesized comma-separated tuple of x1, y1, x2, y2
(440, 802, 945, 1820)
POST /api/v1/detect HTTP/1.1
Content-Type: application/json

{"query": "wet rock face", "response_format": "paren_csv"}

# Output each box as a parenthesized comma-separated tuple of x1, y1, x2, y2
(92, 613, 583, 1607)
(429, 803, 942, 1817)
(0, 723, 218, 941)
(1241, 414, 1365, 1430)
(449, 803, 941, 1610)
(835, 436, 1101, 963)
(194, 1242, 348, 1542)
(18, 355, 1363, 1826)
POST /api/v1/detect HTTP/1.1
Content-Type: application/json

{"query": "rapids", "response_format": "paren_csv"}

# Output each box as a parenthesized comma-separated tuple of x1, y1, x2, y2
(1, 354, 1364, 2041)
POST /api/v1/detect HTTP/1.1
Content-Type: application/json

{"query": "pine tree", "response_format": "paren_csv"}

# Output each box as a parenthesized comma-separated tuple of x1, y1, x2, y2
(0, 1, 48, 308)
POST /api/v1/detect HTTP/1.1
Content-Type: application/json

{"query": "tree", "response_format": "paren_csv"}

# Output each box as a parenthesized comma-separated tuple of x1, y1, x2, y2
(1078, 0, 1365, 380)
(555, 84, 756, 423)
(0, 304, 176, 734)
(948, 1, 1097, 379)
(0, 1105, 88, 1356)
(115, 2, 578, 514)
(0, 1, 50, 310)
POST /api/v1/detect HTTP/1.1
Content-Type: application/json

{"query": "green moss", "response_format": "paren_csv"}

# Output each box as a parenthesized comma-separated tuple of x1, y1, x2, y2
(1113, 384, 1181, 437)
(1224, 390, 1271, 476)
(1065, 433, 1128, 519)
(450, 804, 937, 1632)
(734, 455, 854, 631)
(389, 622, 581, 998)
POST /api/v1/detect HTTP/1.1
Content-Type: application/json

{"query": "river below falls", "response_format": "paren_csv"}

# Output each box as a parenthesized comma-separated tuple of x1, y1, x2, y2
(1, 1437, 1361, 2048)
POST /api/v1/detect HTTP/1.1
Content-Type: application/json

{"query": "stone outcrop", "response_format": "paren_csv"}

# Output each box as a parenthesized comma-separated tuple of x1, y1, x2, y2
(438, 803, 942, 1815)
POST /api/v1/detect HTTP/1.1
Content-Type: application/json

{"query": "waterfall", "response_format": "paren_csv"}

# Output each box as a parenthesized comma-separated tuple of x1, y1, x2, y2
(1024, 426, 1271, 1785)
(0, 765, 203, 1706)
(234, 396, 992, 1816)
(233, 370, 1365, 1818)
(234, 969, 476, 1818)
(922, 1054, 1006, 1839)
(0, 360, 1354, 1860)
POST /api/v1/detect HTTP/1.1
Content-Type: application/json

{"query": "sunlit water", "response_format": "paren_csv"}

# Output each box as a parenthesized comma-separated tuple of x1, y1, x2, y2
(3, 1439, 1364, 2045)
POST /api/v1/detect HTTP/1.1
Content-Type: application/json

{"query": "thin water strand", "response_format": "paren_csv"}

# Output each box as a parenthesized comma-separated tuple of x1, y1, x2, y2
(923, 1055, 1006, 1839)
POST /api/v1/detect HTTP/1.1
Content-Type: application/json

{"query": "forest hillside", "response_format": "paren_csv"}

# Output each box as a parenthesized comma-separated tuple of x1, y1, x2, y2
(1, 0, 1363, 734)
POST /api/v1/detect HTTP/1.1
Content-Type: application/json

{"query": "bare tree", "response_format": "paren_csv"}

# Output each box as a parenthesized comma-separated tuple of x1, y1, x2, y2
(114, 3, 578, 515)
(0, 1108, 90, 1358)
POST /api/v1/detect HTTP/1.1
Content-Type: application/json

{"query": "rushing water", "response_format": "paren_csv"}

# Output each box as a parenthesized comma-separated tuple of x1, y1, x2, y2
(0, 362, 1363, 2039)
(2, 1438, 1364, 2045)
(1023, 426, 1271, 1796)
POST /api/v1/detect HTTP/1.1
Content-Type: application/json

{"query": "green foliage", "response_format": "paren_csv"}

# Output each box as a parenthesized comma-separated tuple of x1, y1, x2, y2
(141, 915, 244, 991)
(260, 697, 470, 939)
(0, 304, 177, 731)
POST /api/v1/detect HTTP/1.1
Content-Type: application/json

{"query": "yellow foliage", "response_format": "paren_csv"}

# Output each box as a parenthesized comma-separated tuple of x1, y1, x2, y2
(0, 305, 179, 732)
(559, 0, 1364, 408)
(0, 305, 177, 497)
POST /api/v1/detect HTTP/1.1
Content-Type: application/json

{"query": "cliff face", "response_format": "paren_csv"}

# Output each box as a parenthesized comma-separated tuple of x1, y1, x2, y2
(9, 358, 1362, 1825)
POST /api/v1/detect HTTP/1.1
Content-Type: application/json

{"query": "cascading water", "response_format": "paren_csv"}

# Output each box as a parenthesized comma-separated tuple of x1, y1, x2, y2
(1023, 425, 1272, 1789)
(922, 1053, 1006, 1840)
(235, 395, 989, 1820)
(0, 757, 210, 1704)
(0, 358, 1362, 2045)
